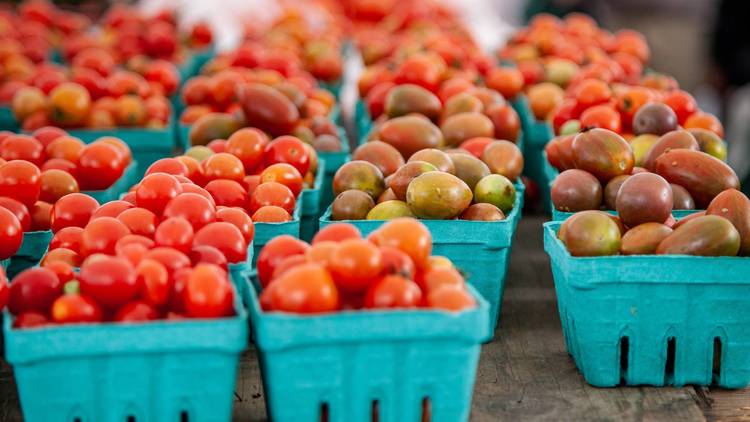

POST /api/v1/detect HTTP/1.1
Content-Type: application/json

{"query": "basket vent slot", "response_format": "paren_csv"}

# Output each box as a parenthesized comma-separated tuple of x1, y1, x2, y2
(126, 416, 136, 422)
(712, 337, 723, 384)
(619, 336, 630, 385)
(72, 418, 82, 422)
(319, 402, 329, 422)
(371, 400, 379, 422)
(664, 337, 676, 385)
(421, 397, 431, 422)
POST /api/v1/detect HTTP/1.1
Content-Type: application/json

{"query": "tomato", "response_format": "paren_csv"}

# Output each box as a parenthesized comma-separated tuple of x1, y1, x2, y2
(485, 103, 521, 142)
(143, 59, 179, 96)
(226, 128, 268, 173)
(202, 152, 246, 183)
(260, 263, 339, 313)
(11, 86, 47, 123)
(81, 216, 131, 257)
(580, 105, 621, 132)
(175, 155, 203, 182)
(106, 71, 148, 97)
(78, 255, 138, 309)
(41, 247, 81, 267)
(394, 54, 442, 92)
(329, 239, 382, 292)
(422, 266, 464, 292)
(205, 179, 248, 209)
(243, 175, 261, 196)
(136, 173, 182, 216)
(0, 134, 45, 165)
(71, 67, 107, 100)
(684, 111, 724, 138)
(32, 126, 68, 147)
(51, 293, 103, 323)
(182, 75, 212, 106)
(116, 207, 158, 237)
(45, 135, 84, 162)
(193, 222, 247, 263)
(364, 82, 395, 119)
(364, 275, 422, 309)
(0, 160, 41, 208)
(371, 218, 432, 268)
(0, 205, 22, 259)
(207, 139, 226, 154)
(190, 21, 213, 46)
(8, 267, 62, 315)
(13, 311, 49, 328)
(77, 142, 126, 190)
(38, 169, 79, 203)
(180, 264, 233, 317)
(41, 260, 75, 284)
(250, 181, 296, 214)
(50, 193, 99, 232)
(50, 226, 84, 253)
(30, 200, 52, 231)
(312, 223, 361, 244)
(95, 137, 132, 165)
(485, 67, 524, 100)
(272, 254, 310, 279)
(146, 157, 189, 177)
(573, 79, 611, 112)
(189, 245, 228, 272)
(426, 284, 475, 311)
(257, 235, 310, 287)
(154, 217, 193, 254)
(114, 95, 147, 127)
(71, 47, 115, 76)
(459, 137, 494, 158)
(216, 207, 254, 244)
(49, 82, 91, 127)
(662, 90, 697, 125)
(616, 86, 656, 129)
(259, 163, 303, 197)
(91, 200, 133, 220)
(380, 246, 416, 279)
(114, 300, 159, 322)
(264, 136, 310, 176)
(0, 196, 31, 232)
(252, 206, 290, 223)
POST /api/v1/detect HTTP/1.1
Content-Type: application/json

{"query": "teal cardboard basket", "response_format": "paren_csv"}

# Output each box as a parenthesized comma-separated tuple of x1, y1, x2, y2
(245, 279, 489, 422)
(0, 105, 18, 131)
(550, 205, 701, 222)
(8, 231, 53, 278)
(82, 161, 138, 204)
(512, 96, 554, 210)
(4, 274, 248, 422)
(300, 160, 325, 242)
(544, 221, 750, 388)
(253, 200, 302, 266)
(319, 181, 525, 335)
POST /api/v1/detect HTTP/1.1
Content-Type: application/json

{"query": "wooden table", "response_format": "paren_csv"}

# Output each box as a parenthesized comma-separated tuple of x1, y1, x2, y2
(0, 216, 748, 421)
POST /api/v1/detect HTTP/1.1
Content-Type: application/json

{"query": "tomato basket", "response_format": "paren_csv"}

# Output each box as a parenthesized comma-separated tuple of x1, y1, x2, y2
(511, 96, 554, 210)
(3, 273, 248, 422)
(0, 105, 18, 131)
(253, 200, 302, 266)
(300, 160, 325, 242)
(244, 278, 489, 422)
(319, 181, 525, 336)
(543, 221, 750, 388)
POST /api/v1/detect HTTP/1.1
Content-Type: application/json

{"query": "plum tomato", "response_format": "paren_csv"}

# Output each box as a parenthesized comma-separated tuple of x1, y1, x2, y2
(257, 235, 310, 287)
(8, 267, 62, 315)
(135, 173, 182, 216)
(329, 239, 383, 292)
(162, 192, 216, 231)
(78, 255, 138, 309)
(50, 193, 99, 232)
(0, 159, 41, 208)
(364, 275, 422, 309)
(183, 263, 234, 318)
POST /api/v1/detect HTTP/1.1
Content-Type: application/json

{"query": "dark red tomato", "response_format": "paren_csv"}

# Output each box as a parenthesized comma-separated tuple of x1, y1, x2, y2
(136, 258, 170, 307)
(226, 128, 268, 173)
(146, 158, 189, 177)
(183, 263, 234, 318)
(8, 267, 62, 315)
(117, 207, 158, 237)
(32, 126, 68, 147)
(379, 246, 416, 279)
(50, 193, 99, 232)
(106, 70, 148, 97)
(189, 245, 228, 272)
(13, 311, 48, 328)
(250, 182, 296, 214)
(80, 216, 131, 257)
(50, 226, 84, 253)
(0, 267, 7, 310)
(30, 200, 52, 231)
(204, 179, 248, 209)
(215, 207, 254, 244)
(259, 163, 303, 197)
(77, 143, 125, 190)
(0, 196, 31, 232)
(135, 173, 182, 216)
(162, 192, 216, 231)
(264, 136, 310, 176)
(91, 200, 133, 219)
(662, 90, 697, 125)
(114, 300, 159, 322)
(193, 222, 247, 263)
(144, 247, 191, 278)
(0, 135, 45, 166)
(154, 217, 194, 254)
(0, 206, 22, 259)
(257, 235, 310, 287)
(78, 255, 138, 309)
(312, 223, 361, 244)
(0, 160, 41, 208)
(202, 153, 245, 183)
(580, 105, 621, 132)
(51, 293, 103, 323)
(143, 59, 179, 96)
(41, 260, 75, 284)
(364, 275, 422, 309)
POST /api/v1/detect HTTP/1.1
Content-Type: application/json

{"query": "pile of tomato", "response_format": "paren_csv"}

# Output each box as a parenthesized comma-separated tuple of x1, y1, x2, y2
(257, 219, 476, 313)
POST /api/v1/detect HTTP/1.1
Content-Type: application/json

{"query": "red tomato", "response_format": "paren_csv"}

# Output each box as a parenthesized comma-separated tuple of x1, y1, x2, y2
(264, 136, 310, 176)
(216, 207, 255, 244)
(580, 105, 621, 132)
(329, 239, 383, 292)
(0, 160, 41, 208)
(162, 192, 216, 231)
(117, 207, 158, 237)
(485, 67, 524, 100)
(13, 311, 49, 328)
(71, 67, 107, 100)
(50, 193, 99, 232)
(41, 247, 81, 267)
(459, 137, 494, 159)
(260, 263, 339, 313)
(8, 267, 62, 315)
(684, 111, 724, 138)
(189, 245, 228, 272)
(365, 82, 395, 119)
(0, 196, 31, 232)
(50, 226, 84, 253)
(114, 300, 159, 322)
(115, 234, 155, 254)
(371, 218, 432, 268)
(379, 246, 416, 279)
(252, 205, 290, 222)
(45, 135, 84, 162)
(0, 206, 22, 259)
(364, 275, 422, 309)
(179, 183, 215, 205)
(183, 263, 234, 318)
(181, 75, 212, 105)
(202, 153, 245, 183)
(81, 216, 131, 257)
(226, 128, 268, 173)
(573, 79, 611, 112)
(0, 135, 45, 166)
(146, 158, 189, 177)
(106, 70, 148, 97)
(143, 59, 179, 96)
(154, 217, 194, 254)
(663, 90, 698, 125)
(193, 222, 247, 263)
(256, 235, 309, 287)
(249, 182, 296, 214)
(394, 54, 442, 92)
(259, 163, 303, 197)
(136, 173, 182, 216)
(243, 175, 261, 196)
(41, 260, 75, 284)
(91, 200, 133, 219)
(51, 293, 103, 323)
(78, 255, 138, 309)
(426, 284, 476, 311)
(312, 223, 361, 244)
(32, 126, 68, 147)
(205, 179, 248, 209)
(95, 137, 132, 165)
(39, 169, 79, 204)
(207, 139, 227, 154)
(77, 143, 125, 190)
(142, 247, 191, 279)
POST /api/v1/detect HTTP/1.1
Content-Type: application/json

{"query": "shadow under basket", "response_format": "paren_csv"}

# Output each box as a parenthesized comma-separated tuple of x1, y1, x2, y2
(4, 274, 248, 422)
(245, 279, 489, 422)
(543, 221, 750, 388)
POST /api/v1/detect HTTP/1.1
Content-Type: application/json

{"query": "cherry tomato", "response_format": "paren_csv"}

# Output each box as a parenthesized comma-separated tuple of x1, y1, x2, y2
(207, 139, 227, 154)
(312, 223, 361, 244)
(70, 66, 107, 100)
(51, 293, 103, 323)
(264, 136, 310, 176)
(182, 263, 234, 318)
(8, 267, 62, 315)
(422, 266, 465, 292)
(573, 79, 611, 112)
(459, 137, 494, 159)
(32, 126, 68, 147)
(161, 192, 216, 231)
(106, 71, 148, 97)
(662, 90, 697, 125)
(39, 169, 79, 203)
(42, 260, 75, 284)
(379, 246, 416, 279)
(49, 82, 91, 126)
(371, 218, 432, 268)
(154, 217, 194, 254)
(260, 263, 339, 313)
(684, 111, 724, 138)
(426, 284, 475, 311)
(30, 200, 52, 231)
(226, 128, 268, 173)
(216, 207, 254, 244)
(91, 200, 133, 220)
(364, 275, 422, 309)
(45, 135, 84, 162)
(143, 60, 179, 96)
(250, 182, 296, 214)
(189, 245, 228, 272)
(77, 143, 126, 190)
(0, 160, 41, 208)
(486, 103, 521, 142)
(0, 196, 31, 232)
(146, 157, 188, 177)
(243, 175, 261, 196)
(0, 206, 22, 259)
(136, 173, 182, 216)
(616, 86, 656, 129)
(95, 137, 132, 165)
(181, 75, 212, 105)
(116, 207, 158, 237)
(40, 247, 81, 267)
(78, 255, 138, 309)
(193, 222, 247, 263)
(50, 226, 84, 253)
(259, 163, 303, 197)
(202, 153, 245, 183)
(329, 239, 382, 292)
(0, 135, 45, 165)
(257, 235, 309, 287)
(580, 105, 621, 132)
(205, 179, 248, 209)
(272, 254, 310, 279)
(252, 205, 291, 222)
(394, 54, 442, 92)
(13, 311, 48, 328)
(50, 193, 99, 232)
(485, 67, 524, 100)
